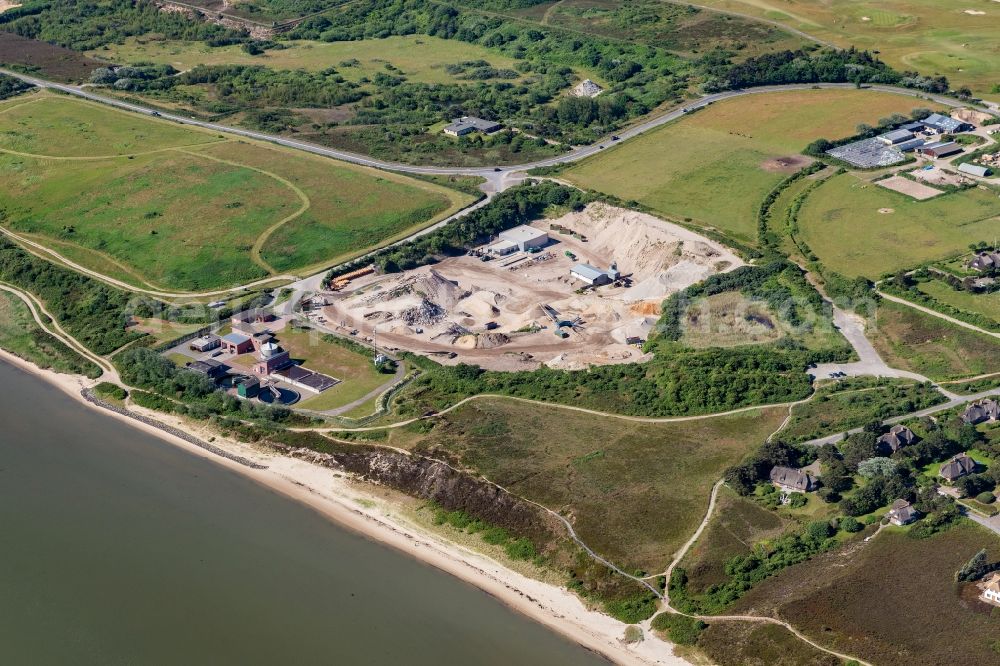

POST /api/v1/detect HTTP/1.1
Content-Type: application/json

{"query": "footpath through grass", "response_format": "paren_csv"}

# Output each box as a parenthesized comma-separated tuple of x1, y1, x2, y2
(406, 398, 787, 573)
(0, 291, 101, 378)
(0, 94, 468, 291)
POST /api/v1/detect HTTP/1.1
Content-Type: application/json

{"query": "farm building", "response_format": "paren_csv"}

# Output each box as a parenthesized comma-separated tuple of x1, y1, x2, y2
(878, 424, 918, 453)
(958, 163, 991, 177)
(968, 252, 1000, 272)
(769, 466, 816, 493)
(940, 453, 977, 482)
(962, 398, 1000, 424)
(922, 113, 972, 134)
(189, 334, 220, 352)
(894, 138, 925, 152)
(878, 129, 915, 145)
(900, 121, 925, 132)
(221, 332, 254, 354)
(443, 116, 503, 136)
(499, 225, 549, 251)
(917, 141, 962, 158)
(886, 499, 920, 526)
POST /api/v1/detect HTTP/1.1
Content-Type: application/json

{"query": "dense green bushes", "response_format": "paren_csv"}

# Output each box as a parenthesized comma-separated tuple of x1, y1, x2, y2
(0, 236, 144, 354)
(651, 613, 706, 645)
(0, 72, 32, 99)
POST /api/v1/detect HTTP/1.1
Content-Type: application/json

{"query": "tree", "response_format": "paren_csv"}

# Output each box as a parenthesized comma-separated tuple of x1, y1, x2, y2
(840, 516, 863, 533)
(956, 549, 989, 582)
(858, 457, 898, 479)
(806, 520, 833, 542)
(840, 432, 880, 471)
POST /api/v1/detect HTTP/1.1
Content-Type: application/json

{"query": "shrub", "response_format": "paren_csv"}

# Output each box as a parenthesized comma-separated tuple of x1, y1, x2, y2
(977, 492, 996, 505)
(840, 516, 863, 533)
(504, 537, 537, 561)
(651, 613, 706, 645)
(94, 382, 127, 401)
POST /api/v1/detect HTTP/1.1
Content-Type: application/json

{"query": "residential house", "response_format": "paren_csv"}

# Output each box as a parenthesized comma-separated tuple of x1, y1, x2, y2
(980, 572, 1000, 606)
(968, 252, 1000, 273)
(769, 466, 816, 493)
(886, 498, 920, 526)
(939, 453, 977, 483)
(877, 424, 918, 453)
(962, 399, 1000, 425)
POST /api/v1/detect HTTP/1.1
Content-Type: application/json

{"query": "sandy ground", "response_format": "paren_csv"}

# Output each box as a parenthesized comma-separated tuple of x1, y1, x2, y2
(910, 164, 973, 187)
(325, 203, 743, 371)
(0, 347, 690, 666)
(0, 1, 21, 12)
(877, 175, 943, 200)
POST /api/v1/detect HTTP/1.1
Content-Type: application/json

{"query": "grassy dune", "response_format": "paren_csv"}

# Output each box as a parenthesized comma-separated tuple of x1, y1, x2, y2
(562, 89, 941, 243)
(405, 398, 787, 572)
(0, 94, 470, 291)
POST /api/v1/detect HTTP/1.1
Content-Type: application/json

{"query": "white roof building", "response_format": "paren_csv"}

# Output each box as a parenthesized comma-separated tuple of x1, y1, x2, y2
(499, 225, 548, 251)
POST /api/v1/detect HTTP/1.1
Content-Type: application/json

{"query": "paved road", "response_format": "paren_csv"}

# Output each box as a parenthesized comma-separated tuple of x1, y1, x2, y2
(801, 385, 1000, 446)
(4, 69, 994, 185)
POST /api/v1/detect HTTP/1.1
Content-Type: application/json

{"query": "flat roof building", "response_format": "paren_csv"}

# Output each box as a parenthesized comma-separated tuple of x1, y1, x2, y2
(488, 239, 518, 256)
(878, 129, 915, 145)
(190, 334, 220, 352)
(894, 137, 926, 152)
(499, 225, 548, 251)
(443, 116, 503, 137)
(186, 359, 227, 380)
(221, 332, 254, 354)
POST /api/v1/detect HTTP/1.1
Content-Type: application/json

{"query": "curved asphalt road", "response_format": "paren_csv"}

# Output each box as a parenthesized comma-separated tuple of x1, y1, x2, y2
(4, 69, 994, 188)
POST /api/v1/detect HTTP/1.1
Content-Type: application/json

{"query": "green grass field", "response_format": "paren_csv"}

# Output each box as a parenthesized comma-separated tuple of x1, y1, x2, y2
(0, 94, 471, 291)
(690, 0, 1000, 98)
(917, 279, 1000, 326)
(189, 140, 469, 275)
(869, 300, 1000, 380)
(0, 291, 101, 377)
(89, 35, 531, 86)
(0, 93, 218, 157)
(730, 524, 1000, 666)
(797, 174, 1000, 279)
(406, 399, 787, 572)
(562, 89, 940, 244)
(273, 329, 389, 412)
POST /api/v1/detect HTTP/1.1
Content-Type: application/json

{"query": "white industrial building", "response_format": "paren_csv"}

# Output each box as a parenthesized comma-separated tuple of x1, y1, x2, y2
(499, 225, 549, 252)
(570, 262, 619, 286)
(487, 239, 518, 256)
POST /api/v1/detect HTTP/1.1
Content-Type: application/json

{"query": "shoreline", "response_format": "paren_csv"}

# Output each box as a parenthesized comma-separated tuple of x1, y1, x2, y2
(0, 348, 690, 666)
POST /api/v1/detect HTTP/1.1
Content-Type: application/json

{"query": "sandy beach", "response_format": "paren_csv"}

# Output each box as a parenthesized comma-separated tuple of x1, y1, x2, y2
(0, 347, 691, 666)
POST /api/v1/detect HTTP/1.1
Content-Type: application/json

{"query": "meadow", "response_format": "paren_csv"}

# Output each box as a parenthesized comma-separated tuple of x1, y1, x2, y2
(869, 300, 1000, 380)
(189, 140, 471, 275)
(797, 173, 1000, 279)
(0, 94, 469, 291)
(686, 0, 1000, 98)
(89, 35, 531, 86)
(917, 279, 1000, 326)
(730, 524, 1000, 666)
(562, 89, 940, 244)
(404, 398, 787, 573)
